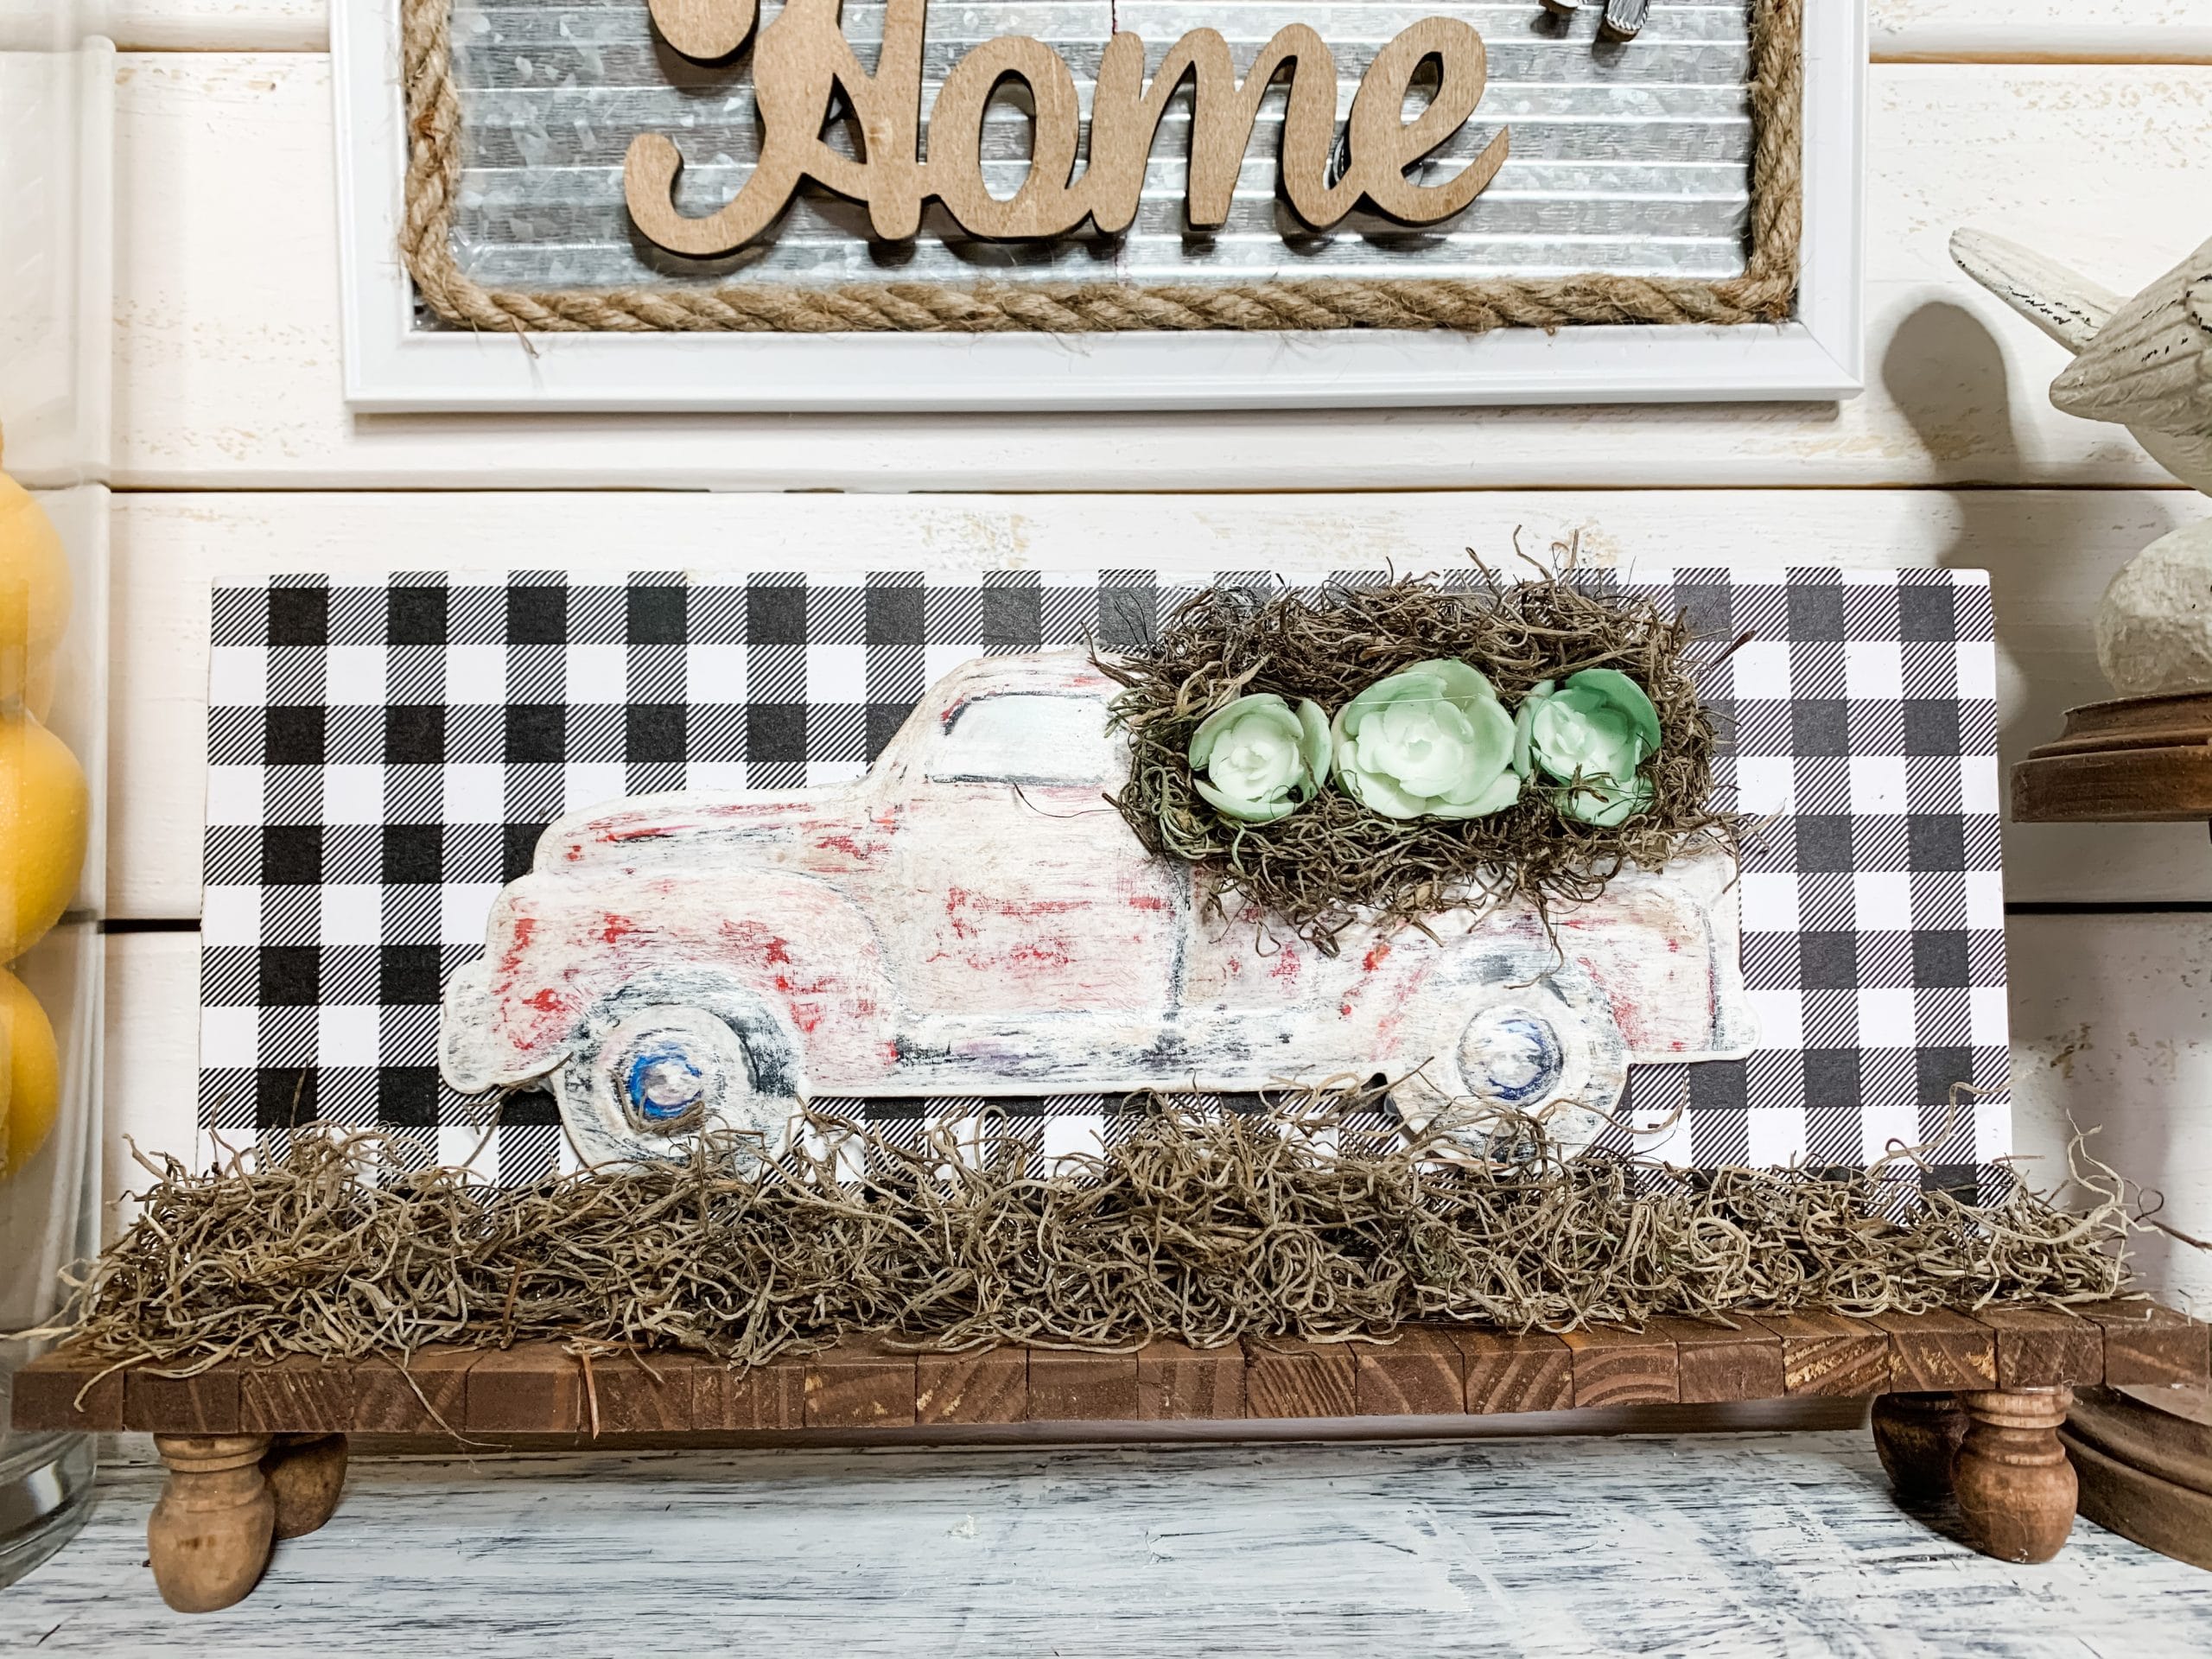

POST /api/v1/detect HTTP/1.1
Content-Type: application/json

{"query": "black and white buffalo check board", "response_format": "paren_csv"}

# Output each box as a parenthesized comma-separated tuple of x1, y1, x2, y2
(200, 568, 2010, 1192)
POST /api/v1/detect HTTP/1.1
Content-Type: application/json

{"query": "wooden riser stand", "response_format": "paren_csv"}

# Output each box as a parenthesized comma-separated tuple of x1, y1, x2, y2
(15, 1301, 2207, 1611)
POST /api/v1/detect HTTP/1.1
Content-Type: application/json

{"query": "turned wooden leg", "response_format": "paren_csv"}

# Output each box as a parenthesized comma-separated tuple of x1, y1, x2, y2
(262, 1433, 349, 1541)
(1953, 1389, 2078, 1564)
(149, 1434, 276, 1612)
(1872, 1392, 1968, 1500)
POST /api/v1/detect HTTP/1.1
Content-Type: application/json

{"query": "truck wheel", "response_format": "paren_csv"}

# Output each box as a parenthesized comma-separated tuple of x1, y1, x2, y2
(557, 982, 804, 1172)
(1393, 950, 1629, 1162)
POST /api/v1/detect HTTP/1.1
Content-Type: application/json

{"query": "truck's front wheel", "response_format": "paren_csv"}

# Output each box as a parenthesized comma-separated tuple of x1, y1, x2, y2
(557, 982, 804, 1171)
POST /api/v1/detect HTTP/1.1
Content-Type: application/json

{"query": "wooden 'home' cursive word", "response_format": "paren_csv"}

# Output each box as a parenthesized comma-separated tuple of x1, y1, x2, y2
(624, 0, 1511, 257)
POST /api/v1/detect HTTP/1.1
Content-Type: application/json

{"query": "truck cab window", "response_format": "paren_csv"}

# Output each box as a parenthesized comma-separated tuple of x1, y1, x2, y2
(926, 693, 1115, 787)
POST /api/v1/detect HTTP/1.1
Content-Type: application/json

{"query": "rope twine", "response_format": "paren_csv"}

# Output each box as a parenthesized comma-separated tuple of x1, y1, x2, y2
(398, 0, 1803, 336)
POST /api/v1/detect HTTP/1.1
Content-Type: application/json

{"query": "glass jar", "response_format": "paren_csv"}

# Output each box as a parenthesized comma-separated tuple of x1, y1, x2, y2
(0, 0, 111, 1590)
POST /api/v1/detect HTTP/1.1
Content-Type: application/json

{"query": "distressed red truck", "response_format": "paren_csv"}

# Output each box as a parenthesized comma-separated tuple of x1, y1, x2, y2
(440, 652, 1754, 1166)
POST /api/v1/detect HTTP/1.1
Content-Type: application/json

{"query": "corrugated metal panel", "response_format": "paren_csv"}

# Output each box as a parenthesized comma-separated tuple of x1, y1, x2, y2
(445, 0, 1754, 289)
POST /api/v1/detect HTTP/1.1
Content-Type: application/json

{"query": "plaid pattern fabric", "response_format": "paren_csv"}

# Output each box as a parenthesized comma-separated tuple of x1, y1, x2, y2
(200, 568, 2010, 1191)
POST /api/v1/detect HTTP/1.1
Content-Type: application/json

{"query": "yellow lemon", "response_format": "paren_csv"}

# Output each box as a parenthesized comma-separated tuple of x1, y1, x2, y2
(0, 473, 72, 707)
(22, 656, 54, 724)
(0, 712, 88, 958)
(0, 966, 60, 1180)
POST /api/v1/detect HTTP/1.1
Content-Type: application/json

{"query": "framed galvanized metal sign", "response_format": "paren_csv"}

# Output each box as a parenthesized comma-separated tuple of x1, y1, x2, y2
(334, 0, 1863, 410)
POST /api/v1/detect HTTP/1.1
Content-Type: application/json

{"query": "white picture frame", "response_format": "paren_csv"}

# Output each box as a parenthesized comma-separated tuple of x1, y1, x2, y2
(332, 0, 1866, 413)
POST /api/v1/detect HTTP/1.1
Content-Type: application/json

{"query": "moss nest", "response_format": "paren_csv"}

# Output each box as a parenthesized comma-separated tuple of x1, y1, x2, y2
(1095, 567, 1735, 952)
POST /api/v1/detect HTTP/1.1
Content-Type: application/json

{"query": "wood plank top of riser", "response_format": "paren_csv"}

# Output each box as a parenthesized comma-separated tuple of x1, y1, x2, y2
(19, 1303, 2203, 1435)
(107, 59, 2212, 489)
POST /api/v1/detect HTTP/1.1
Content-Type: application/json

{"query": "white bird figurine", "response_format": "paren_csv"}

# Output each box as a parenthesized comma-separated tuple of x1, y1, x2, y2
(1953, 228, 2212, 695)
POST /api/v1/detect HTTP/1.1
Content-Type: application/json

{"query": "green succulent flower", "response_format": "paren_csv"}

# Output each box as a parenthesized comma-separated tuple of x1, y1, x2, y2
(1331, 659, 1522, 820)
(1558, 777, 1655, 827)
(1513, 668, 1662, 826)
(1189, 692, 1333, 823)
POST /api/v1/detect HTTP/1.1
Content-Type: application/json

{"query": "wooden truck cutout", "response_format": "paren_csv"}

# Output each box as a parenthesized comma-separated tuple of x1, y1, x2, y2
(441, 652, 1754, 1166)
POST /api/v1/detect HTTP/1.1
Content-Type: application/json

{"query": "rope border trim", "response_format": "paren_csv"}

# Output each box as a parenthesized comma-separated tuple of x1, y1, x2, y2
(397, 0, 1803, 337)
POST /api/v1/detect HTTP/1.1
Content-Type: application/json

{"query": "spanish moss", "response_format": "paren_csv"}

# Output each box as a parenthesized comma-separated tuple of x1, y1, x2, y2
(1094, 563, 1736, 952)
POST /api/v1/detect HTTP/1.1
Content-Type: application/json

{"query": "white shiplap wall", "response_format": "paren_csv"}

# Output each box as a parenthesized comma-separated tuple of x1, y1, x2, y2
(76, 2, 2212, 1327)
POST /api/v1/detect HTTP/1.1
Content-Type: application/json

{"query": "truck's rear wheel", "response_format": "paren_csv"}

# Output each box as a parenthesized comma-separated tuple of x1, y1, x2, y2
(1392, 952, 1629, 1162)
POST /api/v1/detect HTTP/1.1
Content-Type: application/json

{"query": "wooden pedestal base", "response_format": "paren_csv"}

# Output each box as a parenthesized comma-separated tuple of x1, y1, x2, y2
(132, 1387, 2090, 1610)
(148, 1433, 349, 1612)
(2063, 1382, 2212, 1570)
(148, 1435, 275, 1613)
(2012, 690, 2212, 822)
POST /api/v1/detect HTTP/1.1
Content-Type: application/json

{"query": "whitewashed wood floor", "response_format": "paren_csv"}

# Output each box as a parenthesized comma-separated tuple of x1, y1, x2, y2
(4, 1433, 2209, 1656)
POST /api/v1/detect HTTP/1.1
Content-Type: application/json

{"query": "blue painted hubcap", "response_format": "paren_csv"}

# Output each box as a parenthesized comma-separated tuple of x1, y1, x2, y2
(626, 1046, 708, 1122)
(1460, 1008, 1566, 1108)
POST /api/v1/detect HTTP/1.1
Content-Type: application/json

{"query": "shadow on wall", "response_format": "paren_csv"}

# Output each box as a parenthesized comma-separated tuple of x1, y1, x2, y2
(1883, 299, 2209, 899)
(1884, 301, 2029, 480)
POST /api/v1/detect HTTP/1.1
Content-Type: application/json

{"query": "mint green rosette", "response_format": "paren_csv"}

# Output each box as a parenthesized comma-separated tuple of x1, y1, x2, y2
(1512, 667, 1663, 826)
(1189, 692, 1333, 823)
(1330, 659, 1521, 820)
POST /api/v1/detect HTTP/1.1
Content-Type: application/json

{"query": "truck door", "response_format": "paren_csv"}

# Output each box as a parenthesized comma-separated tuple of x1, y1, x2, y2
(887, 688, 1185, 1020)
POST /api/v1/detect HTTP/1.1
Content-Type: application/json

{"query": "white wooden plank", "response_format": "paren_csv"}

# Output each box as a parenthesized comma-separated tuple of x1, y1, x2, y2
(1872, 2, 2212, 64)
(2008, 912, 2212, 1319)
(107, 486, 2212, 920)
(106, 0, 329, 53)
(113, 57, 2208, 487)
(99, 0, 2212, 60)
